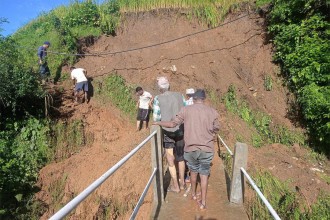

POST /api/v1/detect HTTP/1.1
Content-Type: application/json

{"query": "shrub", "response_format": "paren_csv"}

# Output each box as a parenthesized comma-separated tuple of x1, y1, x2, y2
(268, 0, 330, 153)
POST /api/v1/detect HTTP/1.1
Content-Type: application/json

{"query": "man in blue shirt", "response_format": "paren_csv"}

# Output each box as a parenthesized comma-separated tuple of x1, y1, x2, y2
(37, 41, 50, 82)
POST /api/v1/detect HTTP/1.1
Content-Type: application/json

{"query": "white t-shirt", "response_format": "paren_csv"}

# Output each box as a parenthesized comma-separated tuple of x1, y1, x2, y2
(71, 68, 87, 83)
(139, 91, 152, 109)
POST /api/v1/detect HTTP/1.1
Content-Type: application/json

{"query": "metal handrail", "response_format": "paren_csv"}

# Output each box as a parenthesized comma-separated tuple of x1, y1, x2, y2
(241, 168, 281, 220)
(218, 135, 281, 220)
(50, 130, 157, 220)
(130, 168, 157, 219)
(218, 135, 233, 156)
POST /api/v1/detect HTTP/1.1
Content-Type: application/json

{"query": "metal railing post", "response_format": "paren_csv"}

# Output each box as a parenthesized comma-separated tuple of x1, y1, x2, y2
(230, 142, 248, 204)
(150, 125, 164, 218)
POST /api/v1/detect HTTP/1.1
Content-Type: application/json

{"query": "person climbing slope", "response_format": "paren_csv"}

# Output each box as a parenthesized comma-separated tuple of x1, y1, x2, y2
(70, 66, 89, 104)
(37, 41, 51, 83)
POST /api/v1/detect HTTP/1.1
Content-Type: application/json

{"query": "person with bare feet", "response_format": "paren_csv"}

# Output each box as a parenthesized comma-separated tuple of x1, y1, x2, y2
(70, 66, 89, 104)
(135, 86, 153, 131)
(153, 89, 220, 210)
(153, 76, 186, 193)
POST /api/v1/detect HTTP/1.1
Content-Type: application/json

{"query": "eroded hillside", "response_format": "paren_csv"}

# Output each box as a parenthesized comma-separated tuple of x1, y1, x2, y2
(37, 10, 330, 219)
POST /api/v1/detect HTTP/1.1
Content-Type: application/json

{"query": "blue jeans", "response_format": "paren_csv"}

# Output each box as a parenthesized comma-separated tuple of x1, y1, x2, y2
(39, 62, 50, 78)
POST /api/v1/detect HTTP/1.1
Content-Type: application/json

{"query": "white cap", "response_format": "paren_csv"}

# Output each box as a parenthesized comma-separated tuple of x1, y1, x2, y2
(186, 88, 195, 94)
(157, 76, 170, 89)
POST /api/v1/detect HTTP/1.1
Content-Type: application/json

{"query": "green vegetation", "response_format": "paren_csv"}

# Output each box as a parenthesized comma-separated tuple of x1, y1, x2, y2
(50, 119, 86, 161)
(255, 0, 271, 7)
(49, 174, 68, 210)
(263, 74, 273, 91)
(0, 118, 50, 218)
(95, 195, 135, 220)
(268, 0, 330, 154)
(95, 74, 136, 119)
(222, 84, 305, 147)
(117, 0, 245, 27)
(248, 170, 330, 220)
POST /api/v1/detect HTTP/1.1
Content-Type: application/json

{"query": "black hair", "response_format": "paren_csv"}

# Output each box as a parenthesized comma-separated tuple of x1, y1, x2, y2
(135, 86, 143, 92)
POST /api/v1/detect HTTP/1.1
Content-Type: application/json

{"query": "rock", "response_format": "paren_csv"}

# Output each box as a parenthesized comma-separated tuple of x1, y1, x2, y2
(310, 167, 324, 173)
(170, 65, 177, 73)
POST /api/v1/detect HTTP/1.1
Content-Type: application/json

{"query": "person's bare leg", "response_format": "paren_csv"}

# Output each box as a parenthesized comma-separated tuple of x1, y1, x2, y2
(190, 171, 198, 199)
(74, 91, 78, 103)
(145, 120, 149, 129)
(142, 121, 147, 129)
(178, 161, 185, 189)
(85, 91, 88, 103)
(200, 174, 208, 208)
(136, 121, 140, 131)
(166, 148, 179, 192)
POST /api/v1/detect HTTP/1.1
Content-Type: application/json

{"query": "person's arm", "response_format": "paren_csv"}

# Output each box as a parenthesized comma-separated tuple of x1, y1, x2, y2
(152, 96, 161, 121)
(71, 72, 76, 88)
(136, 100, 140, 109)
(153, 120, 176, 128)
(153, 108, 184, 127)
(83, 69, 87, 76)
(213, 113, 220, 133)
(149, 96, 154, 109)
(37, 47, 43, 64)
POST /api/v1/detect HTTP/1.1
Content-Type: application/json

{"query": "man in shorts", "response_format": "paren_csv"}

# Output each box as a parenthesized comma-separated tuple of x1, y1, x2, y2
(153, 89, 220, 210)
(136, 86, 153, 131)
(153, 76, 186, 193)
(70, 67, 89, 103)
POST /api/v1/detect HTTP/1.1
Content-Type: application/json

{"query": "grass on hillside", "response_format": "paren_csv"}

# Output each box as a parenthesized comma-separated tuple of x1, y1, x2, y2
(94, 74, 136, 119)
(247, 170, 330, 220)
(221, 84, 306, 148)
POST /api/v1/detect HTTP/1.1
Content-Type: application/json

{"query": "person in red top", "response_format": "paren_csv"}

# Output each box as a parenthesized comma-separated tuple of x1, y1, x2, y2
(153, 89, 220, 210)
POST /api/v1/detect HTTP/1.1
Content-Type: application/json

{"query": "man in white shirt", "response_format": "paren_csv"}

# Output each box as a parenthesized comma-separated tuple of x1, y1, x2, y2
(70, 67, 89, 103)
(136, 86, 153, 131)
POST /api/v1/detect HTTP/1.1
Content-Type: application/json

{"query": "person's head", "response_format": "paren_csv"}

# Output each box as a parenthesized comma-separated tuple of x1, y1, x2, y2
(43, 41, 51, 48)
(135, 86, 144, 96)
(186, 88, 195, 98)
(70, 66, 76, 71)
(193, 89, 206, 102)
(157, 76, 170, 93)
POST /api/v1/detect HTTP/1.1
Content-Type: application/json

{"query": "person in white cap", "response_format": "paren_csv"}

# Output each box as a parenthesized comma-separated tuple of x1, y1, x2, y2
(153, 76, 186, 193)
(185, 88, 195, 106)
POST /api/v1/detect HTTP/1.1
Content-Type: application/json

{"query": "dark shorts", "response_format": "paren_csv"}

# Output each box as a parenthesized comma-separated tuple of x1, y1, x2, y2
(75, 81, 88, 92)
(137, 108, 150, 121)
(184, 150, 214, 175)
(163, 130, 184, 161)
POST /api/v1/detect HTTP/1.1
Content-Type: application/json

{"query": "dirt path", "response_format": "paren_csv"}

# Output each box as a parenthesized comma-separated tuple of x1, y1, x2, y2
(157, 154, 247, 220)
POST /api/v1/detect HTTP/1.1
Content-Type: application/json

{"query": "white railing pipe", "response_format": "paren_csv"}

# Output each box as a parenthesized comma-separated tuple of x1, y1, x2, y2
(218, 134, 233, 156)
(50, 130, 157, 220)
(241, 168, 281, 220)
(130, 168, 157, 220)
